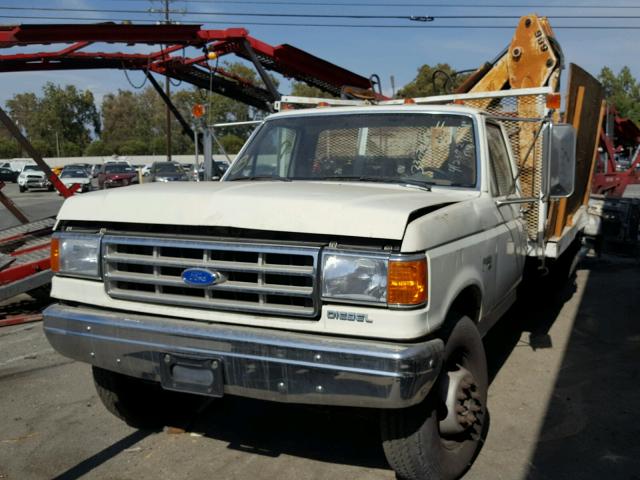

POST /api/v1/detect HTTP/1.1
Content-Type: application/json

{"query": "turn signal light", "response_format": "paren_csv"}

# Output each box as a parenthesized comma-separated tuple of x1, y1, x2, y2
(51, 237, 60, 273)
(388, 258, 427, 305)
(404, 98, 416, 105)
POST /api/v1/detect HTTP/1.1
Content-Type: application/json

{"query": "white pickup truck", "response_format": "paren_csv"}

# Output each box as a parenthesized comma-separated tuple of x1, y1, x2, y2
(44, 88, 589, 480)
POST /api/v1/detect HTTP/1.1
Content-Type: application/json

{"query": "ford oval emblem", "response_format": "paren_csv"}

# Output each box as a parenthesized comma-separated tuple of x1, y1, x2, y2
(181, 268, 225, 286)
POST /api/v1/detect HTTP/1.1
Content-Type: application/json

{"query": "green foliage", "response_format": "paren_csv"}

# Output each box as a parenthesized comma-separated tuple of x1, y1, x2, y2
(219, 134, 246, 154)
(6, 83, 99, 156)
(84, 140, 111, 156)
(397, 64, 468, 98)
(290, 82, 335, 98)
(1, 62, 274, 158)
(598, 66, 640, 123)
(0, 138, 19, 159)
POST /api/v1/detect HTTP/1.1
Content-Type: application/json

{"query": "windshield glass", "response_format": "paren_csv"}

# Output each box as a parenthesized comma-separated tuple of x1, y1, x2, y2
(225, 113, 477, 187)
(61, 169, 88, 178)
(24, 165, 41, 172)
(105, 164, 134, 173)
(154, 163, 184, 174)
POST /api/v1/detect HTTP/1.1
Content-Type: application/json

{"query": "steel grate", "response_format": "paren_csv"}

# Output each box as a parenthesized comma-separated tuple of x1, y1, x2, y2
(463, 93, 547, 240)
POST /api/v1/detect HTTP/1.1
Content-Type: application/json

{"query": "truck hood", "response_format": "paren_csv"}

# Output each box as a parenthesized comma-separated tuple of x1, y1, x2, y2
(58, 181, 479, 240)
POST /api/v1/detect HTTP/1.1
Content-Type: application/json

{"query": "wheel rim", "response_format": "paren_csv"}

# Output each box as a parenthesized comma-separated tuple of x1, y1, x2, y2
(439, 365, 483, 437)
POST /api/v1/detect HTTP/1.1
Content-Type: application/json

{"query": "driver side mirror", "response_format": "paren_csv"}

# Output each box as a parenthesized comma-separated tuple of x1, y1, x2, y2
(543, 123, 577, 199)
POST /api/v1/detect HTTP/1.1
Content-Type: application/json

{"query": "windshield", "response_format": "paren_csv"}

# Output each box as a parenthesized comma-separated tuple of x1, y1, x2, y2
(225, 113, 477, 188)
(154, 163, 184, 174)
(61, 169, 88, 178)
(23, 165, 41, 172)
(105, 164, 134, 174)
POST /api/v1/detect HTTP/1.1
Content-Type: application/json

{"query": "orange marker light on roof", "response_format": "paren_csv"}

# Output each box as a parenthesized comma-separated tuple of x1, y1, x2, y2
(192, 103, 206, 119)
(546, 93, 561, 110)
(404, 98, 416, 105)
(387, 258, 427, 305)
(318, 101, 330, 107)
(51, 237, 60, 273)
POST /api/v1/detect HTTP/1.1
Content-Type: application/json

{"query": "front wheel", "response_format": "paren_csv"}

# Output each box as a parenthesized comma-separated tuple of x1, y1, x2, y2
(381, 317, 488, 480)
(92, 366, 206, 429)
(19, 185, 25, 193)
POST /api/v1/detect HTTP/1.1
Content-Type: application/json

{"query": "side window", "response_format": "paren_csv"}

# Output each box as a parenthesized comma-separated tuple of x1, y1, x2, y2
(486, 123, 515, 197)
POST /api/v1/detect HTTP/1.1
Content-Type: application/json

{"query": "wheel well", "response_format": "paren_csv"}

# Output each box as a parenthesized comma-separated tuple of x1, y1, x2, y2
(446, 285, 482, 324)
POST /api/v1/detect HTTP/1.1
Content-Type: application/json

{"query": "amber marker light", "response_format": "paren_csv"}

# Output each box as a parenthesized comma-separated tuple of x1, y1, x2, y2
(387, 258, 427, 306)
(191, 103, 206, 119)
(403, 98, 416, 105)
(51, 237, 60, 273)
(546, 93, 561, 110)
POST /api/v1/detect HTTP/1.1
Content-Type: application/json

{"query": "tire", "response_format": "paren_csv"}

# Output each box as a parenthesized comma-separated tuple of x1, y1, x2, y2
(48, 184, 54, 192)
(381, 317, 488, 480)
(92, 366, 205, 429)
(19, 185, 25, 193)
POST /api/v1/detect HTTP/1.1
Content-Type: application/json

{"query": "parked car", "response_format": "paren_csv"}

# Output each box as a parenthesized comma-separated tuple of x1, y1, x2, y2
(0, 167, 18, 183)
(64, 163, 93, 174)
(59, 167, 92, 193)
(97, 162, 139, 189)
(17, 164, 52, 192)
(197, 160, 230, 181)
(148, 162, 188, 182)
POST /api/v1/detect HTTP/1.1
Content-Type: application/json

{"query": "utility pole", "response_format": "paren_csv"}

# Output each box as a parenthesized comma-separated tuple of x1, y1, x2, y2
(149, 0, 185, 161)
(163, 0, 172, 161)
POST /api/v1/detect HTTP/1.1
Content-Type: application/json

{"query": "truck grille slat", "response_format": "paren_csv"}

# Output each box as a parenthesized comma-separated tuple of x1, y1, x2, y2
(108, 288, 315, 315)
(102, 235, 320, 319)
(103, 252, 315, 275)
(105, 272, 314, 297)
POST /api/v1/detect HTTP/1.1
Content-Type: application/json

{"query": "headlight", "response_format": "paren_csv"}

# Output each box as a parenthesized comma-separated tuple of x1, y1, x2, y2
(51, 234, 101, 279)
(322, 252, 427, 307)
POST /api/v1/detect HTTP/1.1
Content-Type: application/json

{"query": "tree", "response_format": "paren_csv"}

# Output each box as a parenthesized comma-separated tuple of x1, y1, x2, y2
(5, 83, 100, 157)
(397, 63, 468, 98)
(290, 82, 335, 98)
(0, 138, 19, 159)
(598, 66, 640, 123)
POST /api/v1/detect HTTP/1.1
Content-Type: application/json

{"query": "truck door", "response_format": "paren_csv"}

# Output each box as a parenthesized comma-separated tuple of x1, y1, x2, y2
(486, 123, 527, 300)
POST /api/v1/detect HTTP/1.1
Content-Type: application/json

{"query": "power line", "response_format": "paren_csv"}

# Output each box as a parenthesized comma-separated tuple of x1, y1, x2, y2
(0, 6, 640, 20)
(1, 15, 640, 29)
(23, 0, 640, 8)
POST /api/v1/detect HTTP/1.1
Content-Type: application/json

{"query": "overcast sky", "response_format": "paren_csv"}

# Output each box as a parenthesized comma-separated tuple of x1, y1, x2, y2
(0, 0, 638, 106)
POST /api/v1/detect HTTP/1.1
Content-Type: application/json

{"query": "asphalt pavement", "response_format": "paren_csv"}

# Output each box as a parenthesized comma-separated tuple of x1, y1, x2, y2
(0, 189, 638, 480)
(0, 183, 65, 230)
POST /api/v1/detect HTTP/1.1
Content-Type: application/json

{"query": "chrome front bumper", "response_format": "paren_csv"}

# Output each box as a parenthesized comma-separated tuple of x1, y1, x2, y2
(43, 303, 444, 409)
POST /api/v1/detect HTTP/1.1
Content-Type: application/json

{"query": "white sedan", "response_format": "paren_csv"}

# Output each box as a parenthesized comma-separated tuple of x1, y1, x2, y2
(59, 167, 92, 193)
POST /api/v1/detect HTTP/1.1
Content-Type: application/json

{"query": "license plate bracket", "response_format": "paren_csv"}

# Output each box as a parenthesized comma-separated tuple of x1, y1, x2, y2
(158, 353, 224, 397)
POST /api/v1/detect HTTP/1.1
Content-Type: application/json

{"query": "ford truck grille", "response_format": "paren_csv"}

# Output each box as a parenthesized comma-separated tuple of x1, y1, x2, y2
(102, 235, 320, 319)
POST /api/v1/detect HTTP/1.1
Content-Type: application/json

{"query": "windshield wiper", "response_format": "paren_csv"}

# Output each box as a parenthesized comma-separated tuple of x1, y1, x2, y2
(318, 176, 432, 191)
(227, 175, 292, 182)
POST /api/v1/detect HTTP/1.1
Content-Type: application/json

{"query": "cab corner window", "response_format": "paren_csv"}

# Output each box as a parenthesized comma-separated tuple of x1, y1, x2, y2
(487, 123, 515, 197)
